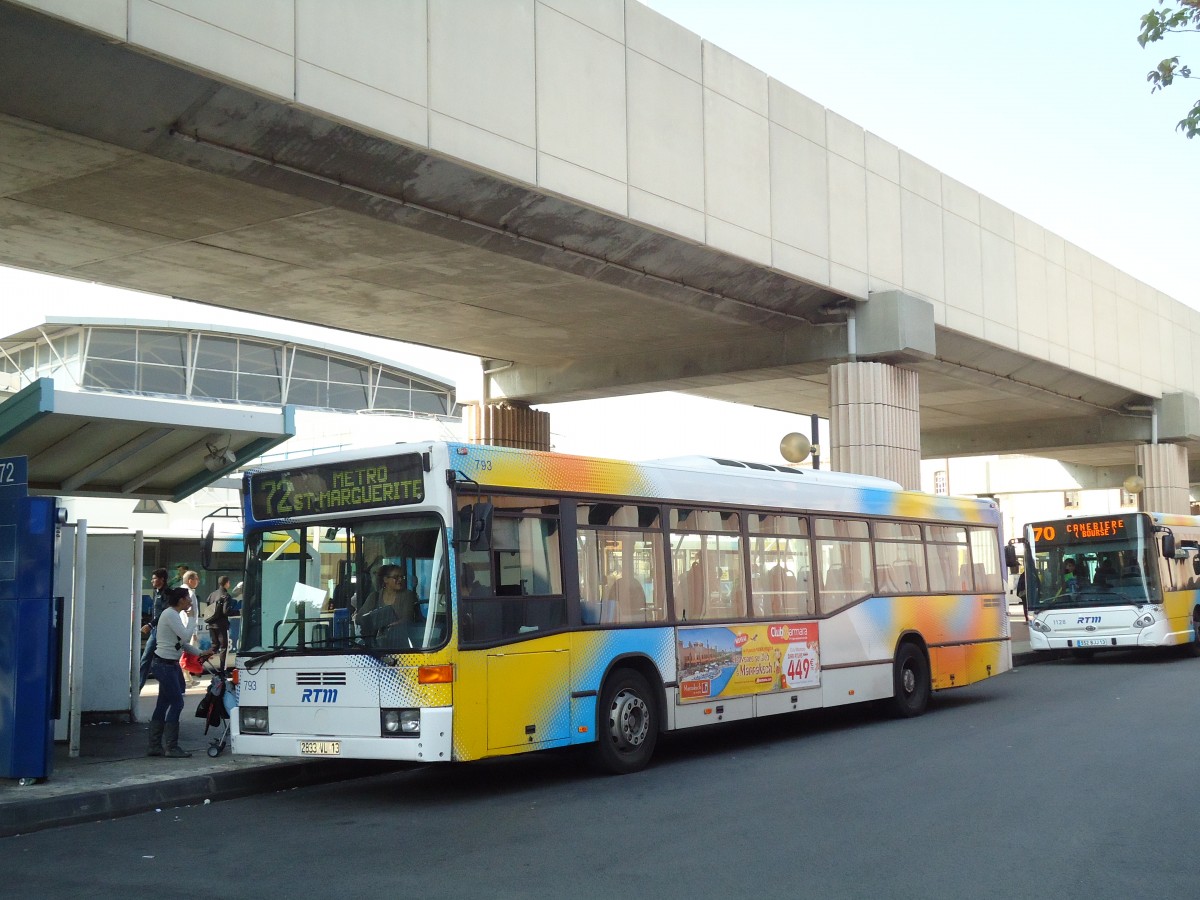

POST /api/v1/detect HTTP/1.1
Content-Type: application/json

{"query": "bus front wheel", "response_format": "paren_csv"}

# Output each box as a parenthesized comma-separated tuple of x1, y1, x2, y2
(590, 669, 658, 775)
(887, 642, 930, 718)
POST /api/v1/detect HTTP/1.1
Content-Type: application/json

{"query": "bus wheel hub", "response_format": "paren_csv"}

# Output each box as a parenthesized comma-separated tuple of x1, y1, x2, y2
(610, 690, 648, 748)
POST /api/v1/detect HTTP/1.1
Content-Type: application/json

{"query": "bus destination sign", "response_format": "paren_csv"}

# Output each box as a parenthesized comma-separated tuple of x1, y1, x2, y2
(1065, 518, 1127, 540)
(250, 454, 425, 520)
(1031, 515, 1133, 545)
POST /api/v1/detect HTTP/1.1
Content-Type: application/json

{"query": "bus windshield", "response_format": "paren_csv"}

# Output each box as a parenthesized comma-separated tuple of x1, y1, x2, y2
(241, 513, 449, 654)
(1026, 515, 1159, 611)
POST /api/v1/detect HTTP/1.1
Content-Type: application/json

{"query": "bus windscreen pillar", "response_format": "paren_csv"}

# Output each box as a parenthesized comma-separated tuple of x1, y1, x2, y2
(0, 456, 61, 783)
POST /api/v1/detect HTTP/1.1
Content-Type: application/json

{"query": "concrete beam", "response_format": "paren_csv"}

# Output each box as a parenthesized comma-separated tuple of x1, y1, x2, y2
(856, 291, 936, 362)
(921, 414, 1153, 457)
(928, 456, 1140, 494)
(1159, 392, 1200, 442)
(487, 323, 848, 403)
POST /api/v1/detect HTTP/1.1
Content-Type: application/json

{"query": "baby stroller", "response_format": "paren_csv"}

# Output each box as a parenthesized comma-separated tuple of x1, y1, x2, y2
(194, 662, 236, 757)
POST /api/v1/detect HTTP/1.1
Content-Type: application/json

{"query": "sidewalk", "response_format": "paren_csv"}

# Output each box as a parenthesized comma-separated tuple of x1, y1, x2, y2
(1, 623, 1056, 838)
(0, 678, 399, 838)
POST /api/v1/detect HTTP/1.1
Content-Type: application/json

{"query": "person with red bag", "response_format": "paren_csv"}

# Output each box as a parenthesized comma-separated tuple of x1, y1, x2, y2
(148, 587, 213, 758)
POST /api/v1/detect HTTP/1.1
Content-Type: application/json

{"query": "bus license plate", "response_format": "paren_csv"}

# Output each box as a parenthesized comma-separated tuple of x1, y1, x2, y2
(1075, 638, 1108, 648)
(300, 740, 341, 756)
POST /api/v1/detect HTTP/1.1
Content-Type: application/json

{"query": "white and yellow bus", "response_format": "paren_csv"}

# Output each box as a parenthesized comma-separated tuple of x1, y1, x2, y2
(232, 441, 1011, 773)
(1016, 512, 1200, 658)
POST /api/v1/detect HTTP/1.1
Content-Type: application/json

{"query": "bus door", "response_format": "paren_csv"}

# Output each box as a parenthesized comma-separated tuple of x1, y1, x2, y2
(457, 493, 571, 751)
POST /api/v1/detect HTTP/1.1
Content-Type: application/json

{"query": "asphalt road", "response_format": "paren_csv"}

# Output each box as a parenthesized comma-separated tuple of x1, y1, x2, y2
(4, 650, 1199, 900)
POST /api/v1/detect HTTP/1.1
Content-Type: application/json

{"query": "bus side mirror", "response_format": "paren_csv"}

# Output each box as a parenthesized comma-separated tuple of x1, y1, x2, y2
(1161, 532, 1176, 560)
(470, 502, 493, 551)
(1003, 544, 1019, 574)
(457, 502, 493, 552)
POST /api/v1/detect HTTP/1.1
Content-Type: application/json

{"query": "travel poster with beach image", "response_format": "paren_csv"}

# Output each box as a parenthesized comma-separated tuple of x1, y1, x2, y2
(677, 622, 820, 703)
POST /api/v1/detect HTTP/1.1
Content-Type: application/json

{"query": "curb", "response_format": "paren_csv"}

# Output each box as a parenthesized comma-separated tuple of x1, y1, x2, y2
(0, 759, 401, 838)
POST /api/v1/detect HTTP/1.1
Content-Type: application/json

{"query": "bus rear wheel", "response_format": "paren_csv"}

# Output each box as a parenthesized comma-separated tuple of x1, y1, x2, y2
(887, 642, 930, 718)
(590, 669, 658, 775)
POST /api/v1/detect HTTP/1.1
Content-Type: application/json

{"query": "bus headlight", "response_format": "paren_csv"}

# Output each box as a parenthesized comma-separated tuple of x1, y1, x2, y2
(240, 706, 269, 733)
(1133, 612, 1156, 628)
(1029, 619, 1052, 634)
(381, 708, 420, 737)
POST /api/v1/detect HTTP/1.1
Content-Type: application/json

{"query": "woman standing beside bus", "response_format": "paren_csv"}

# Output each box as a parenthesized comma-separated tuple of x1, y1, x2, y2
(147, 587, 212, 758)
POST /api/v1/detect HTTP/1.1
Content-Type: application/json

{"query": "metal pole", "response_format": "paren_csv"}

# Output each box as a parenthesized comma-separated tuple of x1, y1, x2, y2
(130, 530, 143, 723)
(67, 519, 86, 758)
(811, 413, 820, 470)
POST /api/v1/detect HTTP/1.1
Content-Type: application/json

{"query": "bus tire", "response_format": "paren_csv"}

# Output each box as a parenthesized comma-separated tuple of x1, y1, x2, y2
(590, 668, 658, 775)
(887, 642, 930, 718)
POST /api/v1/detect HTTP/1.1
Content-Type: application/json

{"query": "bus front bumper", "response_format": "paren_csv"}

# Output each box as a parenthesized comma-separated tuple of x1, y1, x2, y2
(1028, 622, 1191, 652)
(232, 706, 453, 762)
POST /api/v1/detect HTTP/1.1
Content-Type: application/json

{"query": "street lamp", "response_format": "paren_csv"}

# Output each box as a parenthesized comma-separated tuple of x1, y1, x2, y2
(779, 432, 811, 464)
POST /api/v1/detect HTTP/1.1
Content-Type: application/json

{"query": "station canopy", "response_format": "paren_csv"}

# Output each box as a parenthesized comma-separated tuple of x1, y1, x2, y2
(0, 314, 459, 501)
(0, 377, 294, 501)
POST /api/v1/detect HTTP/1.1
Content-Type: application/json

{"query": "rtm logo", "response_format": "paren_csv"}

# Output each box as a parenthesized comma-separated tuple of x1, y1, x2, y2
(1077, 616, 1102, 625)
(301, 688, 338, 703)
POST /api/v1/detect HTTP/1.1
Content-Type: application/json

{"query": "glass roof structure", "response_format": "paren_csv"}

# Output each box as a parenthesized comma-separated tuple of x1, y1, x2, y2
(0, 320, 459, 420)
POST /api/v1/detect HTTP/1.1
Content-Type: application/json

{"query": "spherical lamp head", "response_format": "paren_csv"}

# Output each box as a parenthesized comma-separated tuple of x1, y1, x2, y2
(779, 432, 812, 464)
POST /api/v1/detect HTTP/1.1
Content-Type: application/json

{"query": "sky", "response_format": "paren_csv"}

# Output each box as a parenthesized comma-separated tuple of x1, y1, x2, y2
(4, 0, 1195, 464)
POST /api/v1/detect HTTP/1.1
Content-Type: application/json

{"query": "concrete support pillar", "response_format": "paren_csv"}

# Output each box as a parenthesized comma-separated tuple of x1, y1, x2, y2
(465, 400, 550, 451)
(829, 361, 921, 489)
(1135, 443, 1189, 514)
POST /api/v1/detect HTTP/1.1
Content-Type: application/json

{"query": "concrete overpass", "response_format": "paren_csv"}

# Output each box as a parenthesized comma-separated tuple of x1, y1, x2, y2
(2, 0, 1199, 506)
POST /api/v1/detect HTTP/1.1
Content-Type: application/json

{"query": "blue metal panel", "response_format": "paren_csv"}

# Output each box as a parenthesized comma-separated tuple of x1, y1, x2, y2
(0, 491, 59, 780)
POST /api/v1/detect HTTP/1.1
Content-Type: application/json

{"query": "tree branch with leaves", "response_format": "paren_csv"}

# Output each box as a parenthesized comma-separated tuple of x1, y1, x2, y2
(1140, 0, 1200, 138)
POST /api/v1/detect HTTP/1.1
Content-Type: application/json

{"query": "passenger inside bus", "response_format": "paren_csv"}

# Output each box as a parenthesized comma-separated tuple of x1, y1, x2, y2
(358, 565, 419, 641)
(764, 563, 798, 615)
(604, 567, 646, 621)
(1062, 558, 1083, 588)
(1094, 557, 1118, 586)
(460, 563, 485, 598)
(684, 557, 710, 619)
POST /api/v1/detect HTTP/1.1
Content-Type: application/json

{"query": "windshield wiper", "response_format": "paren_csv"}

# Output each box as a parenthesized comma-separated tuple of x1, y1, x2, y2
(241, 647, 290, 671)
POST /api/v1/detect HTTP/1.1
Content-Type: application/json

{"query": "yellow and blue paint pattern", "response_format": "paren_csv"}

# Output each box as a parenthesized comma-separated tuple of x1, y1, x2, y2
(449, 442, 999, 526)
(450, 627, 675, 761)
